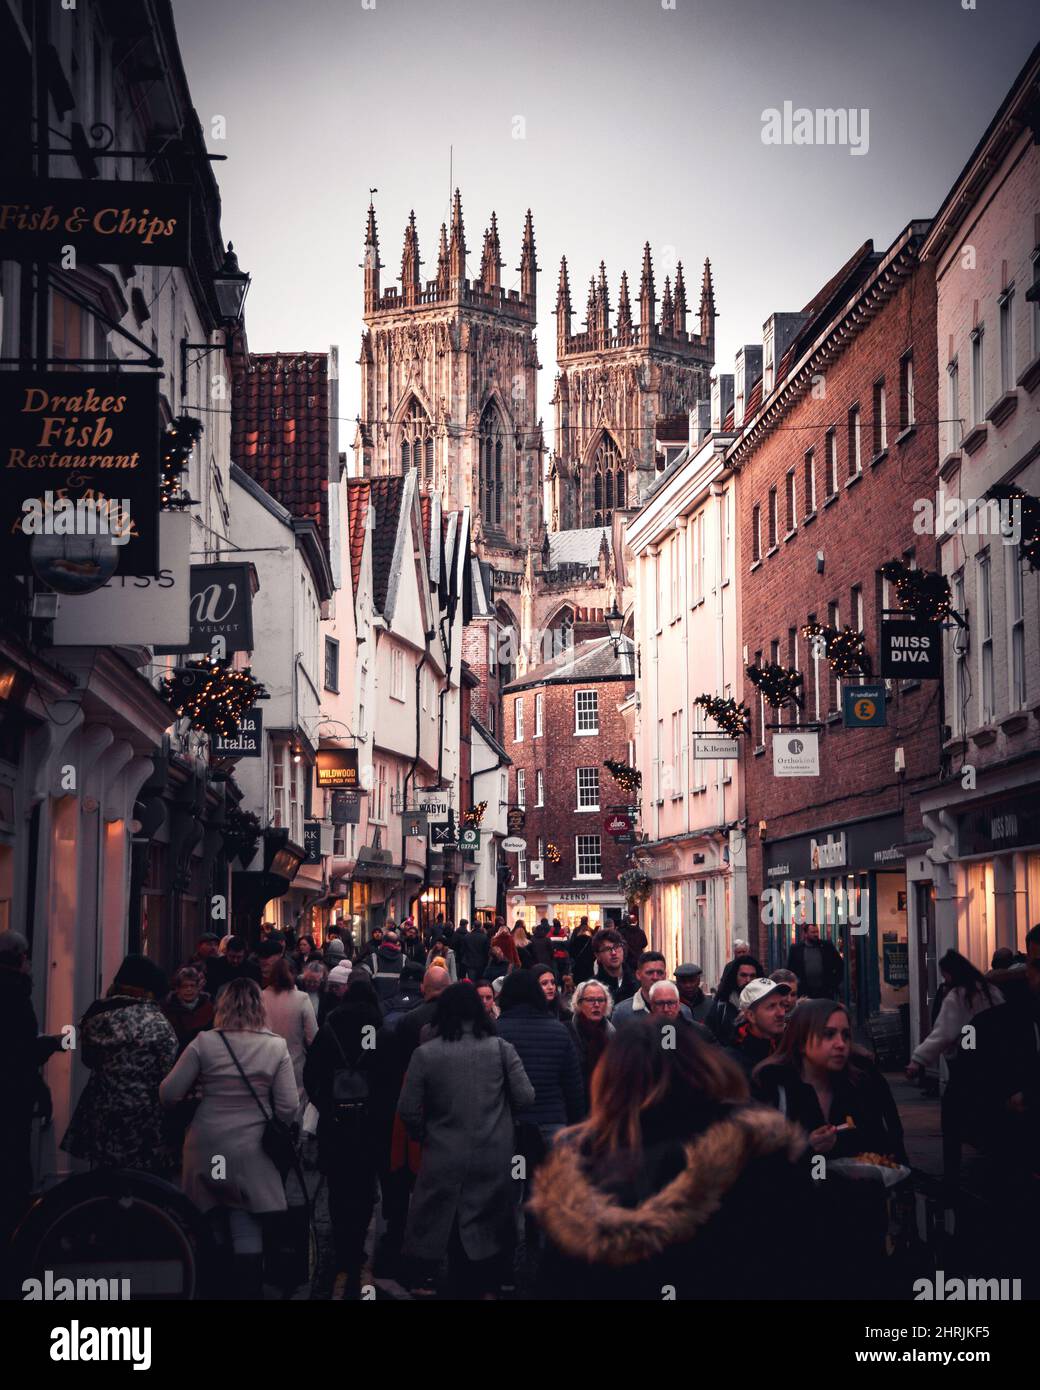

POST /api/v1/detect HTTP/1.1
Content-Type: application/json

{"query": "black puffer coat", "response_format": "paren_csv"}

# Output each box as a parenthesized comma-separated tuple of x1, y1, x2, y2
(495, 1004, 585, 1128)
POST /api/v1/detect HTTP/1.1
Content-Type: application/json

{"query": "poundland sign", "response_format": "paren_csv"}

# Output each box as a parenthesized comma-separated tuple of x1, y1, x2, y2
(880, 619, 941, 680)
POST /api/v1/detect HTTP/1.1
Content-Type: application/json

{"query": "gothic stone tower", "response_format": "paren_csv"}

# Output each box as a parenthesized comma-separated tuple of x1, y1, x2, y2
(550, 247, 716, 529)
(354, 192, 544, 564)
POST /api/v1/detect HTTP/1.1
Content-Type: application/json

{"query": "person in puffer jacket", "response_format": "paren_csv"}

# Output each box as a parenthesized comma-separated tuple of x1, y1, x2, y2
(365, 930, 407, 1004)
(495, 969, 585, 1147)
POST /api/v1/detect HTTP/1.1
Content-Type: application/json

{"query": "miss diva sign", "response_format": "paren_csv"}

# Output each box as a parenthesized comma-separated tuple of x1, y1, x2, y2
(1, 372, 160, 575)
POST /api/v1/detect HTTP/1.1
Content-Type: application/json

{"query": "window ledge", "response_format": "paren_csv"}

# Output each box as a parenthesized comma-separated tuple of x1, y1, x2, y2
(1000, 712, 1029, 736)
(750, 559, 763, 572)
(803, 509, 817, 526)
(766, 544, 779, 558)
(985, 391, 1018, 428)
(753, 745, 766, 757)
(961, 423, 988, 456)
(845, 470, 863, 489)
(901, 679, 922, 694)
(822, 493, 838, 509)
(895, 424, 916, 445)
(969, 724, 999, 748)
(1017, 353, 1040, 393)
(574, 729, 599, 737)
(870, 448, 888, 467)
(939, 451, 962, 481)
(942, 735, 968, 757)
(826, 711, 842, 725)
(575, 806, 600, 814)
(670, 793, 685, 802)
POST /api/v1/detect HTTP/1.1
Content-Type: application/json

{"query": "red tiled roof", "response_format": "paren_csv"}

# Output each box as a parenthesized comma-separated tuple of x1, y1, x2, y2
(367, 476, 407, 613)
(346, 478, 369, 599)
(232, 353, 330, 558)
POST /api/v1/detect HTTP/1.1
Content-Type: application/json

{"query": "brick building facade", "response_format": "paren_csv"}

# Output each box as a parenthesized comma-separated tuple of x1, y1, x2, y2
(732, 223, 942, 1028)
(502, 638, 635, 931)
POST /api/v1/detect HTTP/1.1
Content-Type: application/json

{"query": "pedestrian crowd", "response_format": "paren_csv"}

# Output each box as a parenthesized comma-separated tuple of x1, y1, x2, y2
(2, 912, 1038, 1300)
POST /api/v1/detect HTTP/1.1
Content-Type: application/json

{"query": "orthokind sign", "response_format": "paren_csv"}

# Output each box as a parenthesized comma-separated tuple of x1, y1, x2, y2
(0, 372, 160, 575)
(880, 619, 941, 679)
(772, 732, 820, 777)
(0, 180, 191, 266)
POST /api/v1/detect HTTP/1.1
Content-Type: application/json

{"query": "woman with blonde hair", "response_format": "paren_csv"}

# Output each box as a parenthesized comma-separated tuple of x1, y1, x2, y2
(160, 977, 298, 1298)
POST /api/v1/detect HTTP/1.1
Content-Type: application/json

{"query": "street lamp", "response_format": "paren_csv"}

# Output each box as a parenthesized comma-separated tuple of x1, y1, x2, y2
(180, 242, 251, 396)
(605, 602, 625, 654)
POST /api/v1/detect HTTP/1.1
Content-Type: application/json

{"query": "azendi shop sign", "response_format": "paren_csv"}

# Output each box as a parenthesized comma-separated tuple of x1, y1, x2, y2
(0, 180, 191, 266)
(1, 372, 160, 575)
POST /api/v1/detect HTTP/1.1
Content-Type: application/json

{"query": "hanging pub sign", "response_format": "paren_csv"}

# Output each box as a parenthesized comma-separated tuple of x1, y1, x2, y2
(212, 706, 262, 758)
(0, 371, 160, 576)
(507, 805, 526, 834)
(842, 683, 887, 728)
(879, 619, 942, 680)
(302, 822, 322, 865)
(331, 790, 361, 825)
(429, 821, 457, 847)
(402, 810, 429, 838)
(0, 179, 191, 266)
(315, 746, 359, 789)
(155, 562, 255, 655)
(772, 731, 820, 778)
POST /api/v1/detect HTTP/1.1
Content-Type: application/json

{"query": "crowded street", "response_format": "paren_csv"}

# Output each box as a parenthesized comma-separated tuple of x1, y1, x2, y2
(1, 0, 1039, 1361)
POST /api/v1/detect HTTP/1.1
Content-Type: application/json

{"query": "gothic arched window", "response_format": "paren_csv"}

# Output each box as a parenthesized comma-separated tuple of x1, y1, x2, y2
(399, 398, 434, 486)
(479, 402, 505, 529)
(592, 433, 624, 527)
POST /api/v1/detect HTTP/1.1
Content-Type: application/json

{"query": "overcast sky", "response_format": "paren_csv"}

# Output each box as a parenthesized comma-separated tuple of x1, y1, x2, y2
(172, 0, 1036, 442)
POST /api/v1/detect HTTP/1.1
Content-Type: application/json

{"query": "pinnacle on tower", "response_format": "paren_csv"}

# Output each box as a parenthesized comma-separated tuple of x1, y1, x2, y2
(596, 260, 611, 343)
(699, 256, 716, 341)
(674, 260, 688, 335)
(363, 197, 381, 311)
(481, 211, 503, 290)
(555, 255, 572, 346)
(520, 209, 537, 302)
(661, 275, 675, 335)
(617, 270, 633, 341)
(449, 188, 466, 284)
(585, 277, 597, 330)
(401, 210, 421, 305)
(639, 241, 656, 330)
(436, 222, 449, 294)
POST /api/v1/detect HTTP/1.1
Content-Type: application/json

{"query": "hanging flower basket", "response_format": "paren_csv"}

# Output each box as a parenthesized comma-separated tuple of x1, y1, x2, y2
(221, 806, 262, 866)
(618, 867, 652, 904)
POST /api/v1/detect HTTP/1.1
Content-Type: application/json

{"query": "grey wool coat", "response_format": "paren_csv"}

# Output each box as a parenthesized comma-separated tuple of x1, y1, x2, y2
(159, 1027, 299, 1214)
(397, 1027, 535, 1262)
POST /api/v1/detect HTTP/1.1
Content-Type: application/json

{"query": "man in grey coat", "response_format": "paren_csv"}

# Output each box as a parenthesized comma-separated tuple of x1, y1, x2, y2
(613, 951, 694, 1027)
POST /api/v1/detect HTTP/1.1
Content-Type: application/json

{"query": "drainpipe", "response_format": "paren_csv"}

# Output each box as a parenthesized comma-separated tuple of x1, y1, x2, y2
(401, 629, 435, 917)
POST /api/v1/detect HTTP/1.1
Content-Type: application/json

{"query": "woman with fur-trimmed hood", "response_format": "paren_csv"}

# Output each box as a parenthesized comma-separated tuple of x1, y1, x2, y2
(528, 1017, 824, 1300)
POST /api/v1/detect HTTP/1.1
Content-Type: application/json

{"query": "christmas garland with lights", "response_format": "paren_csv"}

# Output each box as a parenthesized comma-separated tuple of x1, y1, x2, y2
(462, 801, 487, 827)
(222, 806, 262, 865)
(603, 760, 641, 794)
(161, 415, 204, 508)
(618, 867, 652, 904)
(746, 662, 804, 710)
(545, 842, 561, 864)
(986, 484, 1040, 572)
(800, 623, 873, 678)
(161, 659, 266, 737)
(693, 694, 752, 738)
(880, 560, 953, 623)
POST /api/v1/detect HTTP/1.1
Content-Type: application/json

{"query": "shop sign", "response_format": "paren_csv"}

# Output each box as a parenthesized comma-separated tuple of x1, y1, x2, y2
(604, 812, 632, 835)
(879, 619, 941, 680)
(764, 813, 906, 879)
(558, 892, 589, 903)
(0, 178, 191, 265)
(331, 790, 361, 825)
(772, 732, 819, 778)
(0, 371, 160, 576)
(810, 832, 847, 870)
(842, 683, 887, 728)
(416, 788, 451, 817)
(694, 734, 740, 759)
(506, 806, 526, 834)
(155, 562, 254, 654)
(458, 826, 480, 851)
(302, 822, 322, 865)
(883, 941, 909, 987)
(957, 794, 1040, 857)
(429, 821, 457, 847)
(502, 835, 528, 853)
(315, 747, 359, 789)
(51, 510, 189, 646)
(402, 810, 428, 838)
(212, 706, 263, 758)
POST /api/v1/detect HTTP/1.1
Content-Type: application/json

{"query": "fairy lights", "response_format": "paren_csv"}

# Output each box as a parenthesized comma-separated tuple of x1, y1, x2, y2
(746, 662, 804, 710)
(693, 694, 752, 738)
(160, 415, 204, 508)
(801, 623, 872, 678)
(463, 801, 487, 826)
(161, 659, 266, 737)
(603, 759, 641, 794)
(880, 560, 954, 623)
(987, 484, 1040, 572)
(545, 842, 562, 864)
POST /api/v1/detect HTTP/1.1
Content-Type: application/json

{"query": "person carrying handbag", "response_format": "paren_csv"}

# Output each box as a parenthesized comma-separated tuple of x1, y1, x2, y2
(160, 978, 299, 1299)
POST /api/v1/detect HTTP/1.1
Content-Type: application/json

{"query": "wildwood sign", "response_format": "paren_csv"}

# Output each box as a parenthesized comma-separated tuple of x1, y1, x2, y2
(0, 372, 159, 575)
(0, 179, 191, 266)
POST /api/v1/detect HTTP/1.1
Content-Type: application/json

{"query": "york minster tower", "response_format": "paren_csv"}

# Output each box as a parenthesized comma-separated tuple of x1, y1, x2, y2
(353, 192, 544, 565)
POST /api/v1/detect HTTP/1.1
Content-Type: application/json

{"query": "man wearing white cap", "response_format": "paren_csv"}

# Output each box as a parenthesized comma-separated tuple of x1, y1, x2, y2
(724, 977, 790, 1080)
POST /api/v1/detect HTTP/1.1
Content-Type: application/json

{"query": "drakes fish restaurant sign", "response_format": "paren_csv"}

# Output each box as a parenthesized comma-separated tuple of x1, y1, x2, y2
(0, 372, 160, 575)
(0, 179, 191, 266)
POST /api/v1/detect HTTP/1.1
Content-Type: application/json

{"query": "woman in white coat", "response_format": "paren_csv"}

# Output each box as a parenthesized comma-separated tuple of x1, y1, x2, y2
(263, 956, 318, 1110)
(906, 949, 1004, 1191)
(160, 978, 298, 1298)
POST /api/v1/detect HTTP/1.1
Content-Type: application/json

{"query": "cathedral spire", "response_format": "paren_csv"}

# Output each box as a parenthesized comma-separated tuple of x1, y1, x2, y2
(661, 275, 674, 335)
(436, 221, 449, 295)
(449, 188, 466, 284)
(363, 197, 381, 312)
(596, 260, 611, 344)
(480, 211, 503, 291)
(639, 241, 656, 333)
(617, 270, 633, 343)
(585, 277, 597, 335)
(674, 260, 688, 335)
(520, 209, 537, 304)
(401, 210, 421, 305)
(699, 256, 716, 343)
(555, 255, 572, 350)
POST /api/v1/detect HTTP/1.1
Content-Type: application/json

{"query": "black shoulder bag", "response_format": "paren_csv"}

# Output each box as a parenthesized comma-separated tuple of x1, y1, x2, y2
(217, 1030, 298, 1181)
